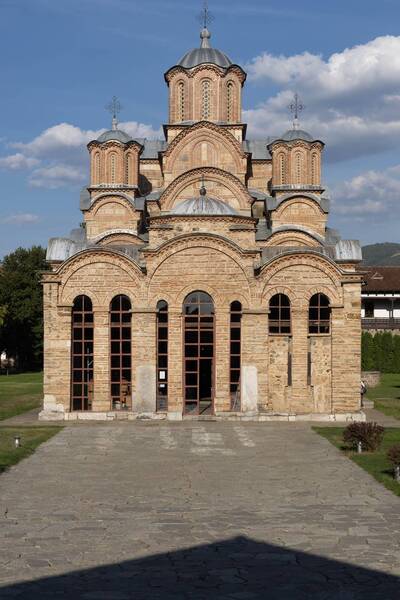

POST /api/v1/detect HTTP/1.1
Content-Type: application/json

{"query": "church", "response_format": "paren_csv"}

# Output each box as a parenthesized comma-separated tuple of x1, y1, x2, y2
(40, 24, 364, 421)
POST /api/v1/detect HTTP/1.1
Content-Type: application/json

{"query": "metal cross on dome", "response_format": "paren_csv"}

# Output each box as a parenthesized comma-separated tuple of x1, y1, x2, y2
(106, 96, 122, 130)
(288, 93, 305, 130)
(198, 1, 214, 28)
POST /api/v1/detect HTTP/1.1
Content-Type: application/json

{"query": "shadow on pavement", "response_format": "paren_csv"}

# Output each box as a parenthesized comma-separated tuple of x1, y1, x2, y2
(0, 535, 397, 599)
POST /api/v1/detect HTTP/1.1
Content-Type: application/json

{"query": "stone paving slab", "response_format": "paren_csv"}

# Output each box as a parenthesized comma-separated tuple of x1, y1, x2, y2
(0, 422, 399, 598)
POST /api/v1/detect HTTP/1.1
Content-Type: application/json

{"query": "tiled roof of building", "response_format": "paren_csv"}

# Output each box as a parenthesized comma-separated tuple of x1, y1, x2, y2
(361, 266, 400, 292)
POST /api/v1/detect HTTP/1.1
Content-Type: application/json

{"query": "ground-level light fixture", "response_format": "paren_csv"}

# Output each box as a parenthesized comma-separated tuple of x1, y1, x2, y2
(14, 436, 21, 448)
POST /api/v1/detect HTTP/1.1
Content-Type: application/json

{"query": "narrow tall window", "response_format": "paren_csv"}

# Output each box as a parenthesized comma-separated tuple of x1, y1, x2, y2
(311, 153, 318, 185)
(230, 301, 242, 410)
(295, 152, 302, 184)
(110, 153, 116, 184)
(201, 79, 211, 120)
(71, 295, 94, 411)
(157, 300, 168, 411)
(110, 295, 132, 410)
(309, 293, 331, 334)
(279, 154, 286, 185)
(95, 153, 100, 184)
(125, 153, 131, 185)
(227, 81, 234, 122)
(269, 294, 291, 334)
(178, 81, 185, 121)
(183, 291, 214, 415)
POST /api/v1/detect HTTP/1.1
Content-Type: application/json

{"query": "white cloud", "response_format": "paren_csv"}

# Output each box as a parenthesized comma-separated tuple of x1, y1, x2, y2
(1, 213, 40, 225)
(331, 165, 400, 219)
(29, 164, 86, 189)
(0, 153, 40, 170)
(244, 35, 400, 162)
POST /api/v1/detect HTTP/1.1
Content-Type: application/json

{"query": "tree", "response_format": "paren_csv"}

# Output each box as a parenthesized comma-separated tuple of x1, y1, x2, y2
(393, 335, 400, 374)
(0, 246, 47, 370)
(381, 331, 395, 373)
(361, 331, 375, 371)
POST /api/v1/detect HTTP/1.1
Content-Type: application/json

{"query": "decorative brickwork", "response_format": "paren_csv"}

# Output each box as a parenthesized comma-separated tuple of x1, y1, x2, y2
(40, 29, 363, 422)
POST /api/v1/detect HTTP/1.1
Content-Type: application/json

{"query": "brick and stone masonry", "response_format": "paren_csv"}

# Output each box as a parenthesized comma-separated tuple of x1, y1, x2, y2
(40, 26, 364, 422)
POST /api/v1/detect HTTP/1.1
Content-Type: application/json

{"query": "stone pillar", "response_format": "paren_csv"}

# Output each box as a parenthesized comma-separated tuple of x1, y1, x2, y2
(132, 308, 157, 414)
(290, 307, 312, 413)
(214, 309, 230, 413)
(331, 284, 362, 413)
(40, 282, 71, 420)
(240, 310, 268, 413)
(92, 309, 110, 412)
(167, 309, 183, 420)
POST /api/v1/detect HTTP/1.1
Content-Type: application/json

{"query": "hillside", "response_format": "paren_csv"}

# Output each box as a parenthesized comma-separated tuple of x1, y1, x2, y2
(361, 243, 400, 266)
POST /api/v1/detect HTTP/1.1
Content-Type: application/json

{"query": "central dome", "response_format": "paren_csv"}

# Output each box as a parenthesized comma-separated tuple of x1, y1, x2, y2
(177, 27, 232, 69)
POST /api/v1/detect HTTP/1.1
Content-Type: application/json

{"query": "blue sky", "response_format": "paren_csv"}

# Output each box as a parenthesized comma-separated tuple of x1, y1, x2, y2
(1, 0, 400, 257)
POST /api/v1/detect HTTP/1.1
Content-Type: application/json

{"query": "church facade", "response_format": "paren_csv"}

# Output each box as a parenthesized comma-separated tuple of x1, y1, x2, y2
(40, 27, 364, 421)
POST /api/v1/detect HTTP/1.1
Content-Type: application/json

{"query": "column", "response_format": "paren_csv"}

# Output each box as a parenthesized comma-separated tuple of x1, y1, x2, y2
(132, 308, 157, 414)
(290, 306, 312, 413)
(214, 309, 230, 413)
(92, 309, 110, 412)
(167, 309, 183, 419)
(240, 309, 268, 413)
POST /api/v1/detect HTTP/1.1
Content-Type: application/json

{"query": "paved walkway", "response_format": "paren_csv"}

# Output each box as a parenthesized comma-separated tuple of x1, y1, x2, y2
(0, 422, 400, 599)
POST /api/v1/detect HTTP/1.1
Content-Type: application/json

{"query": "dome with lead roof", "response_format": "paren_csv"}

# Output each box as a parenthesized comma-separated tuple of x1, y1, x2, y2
(96, 129, 133, 144)
(177, 28, 232, 70)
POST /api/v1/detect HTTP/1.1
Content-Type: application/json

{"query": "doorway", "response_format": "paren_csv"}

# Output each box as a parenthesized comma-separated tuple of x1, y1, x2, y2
(183, 291, 214, 415)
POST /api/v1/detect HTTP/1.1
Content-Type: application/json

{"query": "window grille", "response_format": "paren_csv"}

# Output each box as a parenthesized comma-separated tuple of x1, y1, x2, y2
(110, 295, 132, 410)
(295, 152, 302, 184)
(309, 293, 331, 334)
(269, 294, 291, 334)
(95, 153, 100, 184)
(311, 153, 318, 185)
(71, 295, 94, 411)
(279, 154, 286, 184)
(110, 153, 116, 183)
(156, 300, 168, 411)
(230, 301, 242, 410)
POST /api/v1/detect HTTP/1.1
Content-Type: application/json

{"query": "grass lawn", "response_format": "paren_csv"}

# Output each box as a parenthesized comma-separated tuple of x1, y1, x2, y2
(0, 426, 61, 473)
(366, 373, 400, 420)
(0, 372, 43, 421)
(314, 426, 400, 497)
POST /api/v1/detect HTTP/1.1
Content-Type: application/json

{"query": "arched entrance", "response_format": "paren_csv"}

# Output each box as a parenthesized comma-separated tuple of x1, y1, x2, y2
(183, 291, 215, 415)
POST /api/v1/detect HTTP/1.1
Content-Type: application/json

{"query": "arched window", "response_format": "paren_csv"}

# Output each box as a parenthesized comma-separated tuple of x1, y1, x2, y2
(110, 295, 132, 410)
(94, 153, 100, 184)
(125, 153, 131, 185)
(227, 81, 234, 122)
(183, 291, 214, 415)
(309, 294, 331, 334)
(295, 152, 302, 184)
(279, 154, 286, 185)
(201, 79, 211, 120)
(269, 294, 291, 334)
(177, 81, 185, 121)
(71, 295, 94, 411)
(109, 153, 116, 184)
(311, 153, 318, 185)
(230, 301, 242, 410)
(156, 300, 168, 411)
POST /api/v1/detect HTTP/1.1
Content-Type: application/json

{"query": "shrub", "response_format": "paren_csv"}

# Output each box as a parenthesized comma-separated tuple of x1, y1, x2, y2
(343, 422, 385, 451)
(387, 444, 400, 467)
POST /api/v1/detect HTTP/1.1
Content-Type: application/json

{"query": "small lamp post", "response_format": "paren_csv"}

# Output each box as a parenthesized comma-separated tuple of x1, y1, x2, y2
(357, 441, 362, 454)
(14, 435, 21, 449)
(395, 465, 400, 483)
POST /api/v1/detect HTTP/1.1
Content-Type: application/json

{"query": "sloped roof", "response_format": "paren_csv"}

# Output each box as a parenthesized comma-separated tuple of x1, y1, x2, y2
(361, 266, 400, 292)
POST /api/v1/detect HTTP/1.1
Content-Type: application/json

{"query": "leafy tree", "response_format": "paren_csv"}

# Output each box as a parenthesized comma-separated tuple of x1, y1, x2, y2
(381, 331, 395, 373)
(361, 331, 375, 371)
(393, 335, 400, 374)
(0, 246, 47, 370)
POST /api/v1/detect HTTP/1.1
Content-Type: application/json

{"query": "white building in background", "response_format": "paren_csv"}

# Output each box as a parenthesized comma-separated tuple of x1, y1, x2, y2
(361, 267, 400, 333)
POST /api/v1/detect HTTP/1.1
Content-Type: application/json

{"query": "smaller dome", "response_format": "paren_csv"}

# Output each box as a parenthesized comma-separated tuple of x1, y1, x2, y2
(172, 196, 237, 216)
(97, 129, 132, 144)
(280, 129, 314, 142)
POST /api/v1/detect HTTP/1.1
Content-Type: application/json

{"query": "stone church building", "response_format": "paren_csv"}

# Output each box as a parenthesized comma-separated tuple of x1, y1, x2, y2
(40, 26, 363, 421)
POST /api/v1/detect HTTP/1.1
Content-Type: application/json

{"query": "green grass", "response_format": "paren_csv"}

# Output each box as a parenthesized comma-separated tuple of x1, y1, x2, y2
(0, 372, 43, 421)
(0, 426, 61, 473)
(366, 373, 400, 419)
(314, 426, 400, 497)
